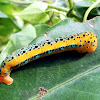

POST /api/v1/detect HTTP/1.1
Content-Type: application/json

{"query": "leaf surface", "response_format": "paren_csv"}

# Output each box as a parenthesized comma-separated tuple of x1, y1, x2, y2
(0, 17, 100, 100)
(74, 1, 100, 20)
(15, 2, 49, 23)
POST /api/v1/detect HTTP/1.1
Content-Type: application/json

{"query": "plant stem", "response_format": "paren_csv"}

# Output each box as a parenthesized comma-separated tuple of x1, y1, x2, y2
(48, 4, 68, 13)
(67, 0, 82, 21)
(83, 0, 100, 22)
(68, 0, 73, 8)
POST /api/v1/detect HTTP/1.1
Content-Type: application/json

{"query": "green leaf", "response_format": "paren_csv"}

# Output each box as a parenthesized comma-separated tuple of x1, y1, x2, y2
(0, 11, 21, 52)
(0, 0, 9, 3)
(0, 11, 21, 37)
(0, 24, 36, 63)
(0, 17, 100, 100)
(52, 16, 61, 24)
(29, 24, 49, 45)
(34, 24, 49, 37)
(0, 18, 20, 36)
(15, 1, 50, 23)
(0, 3, 15, 16)
(55, 0, 67, 7)
(74, 1, 100, 20)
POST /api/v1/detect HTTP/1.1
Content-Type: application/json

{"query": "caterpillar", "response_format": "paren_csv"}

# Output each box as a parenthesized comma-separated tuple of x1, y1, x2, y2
(0, 32, 97, 85)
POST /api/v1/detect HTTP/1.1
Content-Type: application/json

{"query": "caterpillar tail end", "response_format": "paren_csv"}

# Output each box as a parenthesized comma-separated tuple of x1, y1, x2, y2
(0, 75, 13, 85)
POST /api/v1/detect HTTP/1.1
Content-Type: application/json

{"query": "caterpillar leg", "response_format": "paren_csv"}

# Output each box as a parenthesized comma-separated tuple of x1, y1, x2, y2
(0, 75, 13, 85)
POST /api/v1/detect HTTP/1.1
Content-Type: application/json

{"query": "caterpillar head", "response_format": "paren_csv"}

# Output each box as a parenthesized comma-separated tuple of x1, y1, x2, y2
(0, 64, 13, 85)
(0, 74, 13, 85)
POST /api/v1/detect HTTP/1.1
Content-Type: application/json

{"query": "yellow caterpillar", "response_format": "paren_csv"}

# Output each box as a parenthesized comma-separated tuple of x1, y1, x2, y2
(0, 32, 97, 85)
